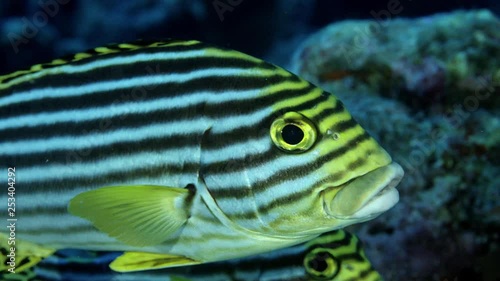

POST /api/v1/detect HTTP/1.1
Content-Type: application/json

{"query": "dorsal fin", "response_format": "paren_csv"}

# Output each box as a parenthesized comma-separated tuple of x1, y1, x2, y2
(0, 39, 202, 88)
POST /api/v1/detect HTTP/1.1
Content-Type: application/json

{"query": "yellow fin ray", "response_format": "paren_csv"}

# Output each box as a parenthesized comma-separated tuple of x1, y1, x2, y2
(0, 233, 55, 274)
(110, 252, 200, 272)
(68, 185, 191, 247)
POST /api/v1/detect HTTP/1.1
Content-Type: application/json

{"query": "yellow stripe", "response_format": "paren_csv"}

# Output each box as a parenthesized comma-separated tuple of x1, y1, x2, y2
(271, 86, 321, 109)
(205, 47, 265, 65)
(300, 93, 338, 117)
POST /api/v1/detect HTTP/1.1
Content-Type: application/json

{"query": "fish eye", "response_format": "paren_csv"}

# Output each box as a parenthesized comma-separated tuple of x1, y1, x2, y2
(304, 250, 339, 280)
(270, 112, 317, 153)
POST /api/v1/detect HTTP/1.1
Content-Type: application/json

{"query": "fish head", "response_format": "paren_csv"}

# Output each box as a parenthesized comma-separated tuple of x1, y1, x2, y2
(200, 85, 403, 237)
(261, 91, 403, 235)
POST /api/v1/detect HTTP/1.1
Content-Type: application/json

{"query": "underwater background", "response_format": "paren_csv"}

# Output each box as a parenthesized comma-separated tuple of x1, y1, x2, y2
(0, 0, 499, 280)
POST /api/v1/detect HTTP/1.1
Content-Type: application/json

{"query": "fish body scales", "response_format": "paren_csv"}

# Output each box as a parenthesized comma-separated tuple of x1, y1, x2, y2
(0, 40, 403, 270)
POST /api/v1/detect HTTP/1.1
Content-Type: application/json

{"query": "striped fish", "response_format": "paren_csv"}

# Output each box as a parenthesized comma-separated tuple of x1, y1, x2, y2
(0, 40, 403, 273)
(2, 230, 383, 281)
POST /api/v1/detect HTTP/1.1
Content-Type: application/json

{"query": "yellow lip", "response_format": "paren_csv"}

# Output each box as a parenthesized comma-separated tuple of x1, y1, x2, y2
(323, 162, 404, 219)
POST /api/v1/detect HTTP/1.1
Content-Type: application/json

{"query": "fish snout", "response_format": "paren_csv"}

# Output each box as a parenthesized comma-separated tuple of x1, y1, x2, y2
(322, 162, 404, 220)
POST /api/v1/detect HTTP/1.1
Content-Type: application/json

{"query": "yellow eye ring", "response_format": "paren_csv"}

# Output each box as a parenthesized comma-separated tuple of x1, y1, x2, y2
(304, 250, 339, 280)
(270, 112, 317, 153)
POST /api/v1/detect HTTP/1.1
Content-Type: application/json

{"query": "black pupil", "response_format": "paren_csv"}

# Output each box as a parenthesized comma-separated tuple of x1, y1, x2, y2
(281, 124, 304, 145)
(312, 257, 328, 272)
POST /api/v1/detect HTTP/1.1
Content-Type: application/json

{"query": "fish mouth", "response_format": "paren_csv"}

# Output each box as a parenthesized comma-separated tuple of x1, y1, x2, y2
(322, 162, 404, 220)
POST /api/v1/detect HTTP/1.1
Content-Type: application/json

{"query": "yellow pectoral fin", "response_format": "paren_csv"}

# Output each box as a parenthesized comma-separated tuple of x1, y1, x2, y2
(68, 185, 191, 247)
(110, 252, 200, 272)
(0, 233, 55, 274)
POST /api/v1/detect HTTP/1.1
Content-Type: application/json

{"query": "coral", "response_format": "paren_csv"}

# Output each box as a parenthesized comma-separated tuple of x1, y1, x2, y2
(292, 9, 500, 110)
